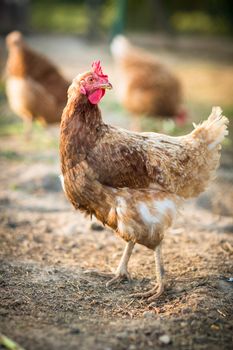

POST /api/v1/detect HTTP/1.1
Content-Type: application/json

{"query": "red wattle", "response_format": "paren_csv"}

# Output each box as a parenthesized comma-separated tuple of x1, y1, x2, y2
(88, 89, 105, 104)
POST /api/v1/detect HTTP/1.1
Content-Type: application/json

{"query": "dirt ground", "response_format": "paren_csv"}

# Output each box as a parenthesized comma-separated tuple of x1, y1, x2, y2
(0, 35, 233, 350)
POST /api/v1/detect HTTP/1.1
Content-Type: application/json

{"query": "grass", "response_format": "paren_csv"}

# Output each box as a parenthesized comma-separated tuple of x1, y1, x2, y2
(30, 1, 232, 36)
(0, 334, 26, 350)
(31, 3, 88, 34)
(0, 105, 59, 157)
(31, 1, 116, 34)
(0, 150, 24, 161)
(171, 11, 231, 36)
(0, 118, 25, 136)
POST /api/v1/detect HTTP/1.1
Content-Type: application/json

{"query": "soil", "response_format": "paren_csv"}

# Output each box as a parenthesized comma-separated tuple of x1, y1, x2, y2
(0, 35, 233, 350)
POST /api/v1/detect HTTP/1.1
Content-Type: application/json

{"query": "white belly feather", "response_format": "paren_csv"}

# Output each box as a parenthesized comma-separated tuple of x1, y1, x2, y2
(6, 77, 28, 117)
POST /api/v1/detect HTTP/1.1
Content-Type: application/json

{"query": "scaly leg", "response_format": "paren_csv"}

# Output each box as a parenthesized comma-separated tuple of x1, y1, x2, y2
(106, 241, 135, 287)
(130, 244, 165, 301)
(24, 118, 33, 140)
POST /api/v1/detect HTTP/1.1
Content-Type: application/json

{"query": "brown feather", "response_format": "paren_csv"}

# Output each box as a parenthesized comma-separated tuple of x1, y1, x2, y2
(60, 74, 228, 251)
(110, 36, 183, 118)
(5, 31, 70, 124)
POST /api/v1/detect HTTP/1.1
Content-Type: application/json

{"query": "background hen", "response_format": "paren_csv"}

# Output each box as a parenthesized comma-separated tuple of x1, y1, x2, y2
(5, 31, 70, 135)
(110, 35, 186, 130)
(60, 62, 228, 302)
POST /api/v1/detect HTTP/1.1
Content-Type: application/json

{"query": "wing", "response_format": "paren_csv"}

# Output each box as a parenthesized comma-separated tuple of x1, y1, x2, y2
(87, 127, 150, 188)
(86, 125, 188, 192)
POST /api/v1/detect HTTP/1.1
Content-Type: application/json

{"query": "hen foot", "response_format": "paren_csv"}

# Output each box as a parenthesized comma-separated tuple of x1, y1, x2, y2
(106, 269, 131, 287)
(130, 282, 164, 301)
(106, 241, 135, 287)
(130, 244, 165, 301)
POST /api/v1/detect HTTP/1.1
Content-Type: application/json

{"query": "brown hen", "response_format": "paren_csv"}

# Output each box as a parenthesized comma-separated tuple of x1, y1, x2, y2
(60, 61, 228, 301)
(110, 35, 186, 130)
(5, 31, 70, 134)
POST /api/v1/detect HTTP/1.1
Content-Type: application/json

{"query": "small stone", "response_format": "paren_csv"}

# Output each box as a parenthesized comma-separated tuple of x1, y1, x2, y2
(159, 334, 171, 344)
(182, 307, 191, 314)
(218, 279, 233, 292)
(211, 324, 220, 331)
(95, 243, 104, 250)
(143, 311, 155, 319)
(226, 277, 233, 282)
(90, 222, 104, 231)
(46, 225, 52, 233)
(221, 225, 233, 234)
(70, 328, 80, 334)
(175, 286, 185, 293)
(33, 235, 44, 244)
(0, 308, 8, 315)
(189, 266, 197, 271)
(65, 224, 78, 235)
(129, 345, 136, 350)
(7, 219, 17, 228)
(116, 331, 128, 339)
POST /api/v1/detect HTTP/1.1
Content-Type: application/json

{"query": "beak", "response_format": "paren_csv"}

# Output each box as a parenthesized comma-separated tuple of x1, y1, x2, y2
(98, 82, 113, 90)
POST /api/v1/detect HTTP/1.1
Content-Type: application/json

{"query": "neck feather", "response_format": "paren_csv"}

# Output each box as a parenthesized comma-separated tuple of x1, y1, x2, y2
(60, 92, 103, 173)
(63, 92, 102, 126)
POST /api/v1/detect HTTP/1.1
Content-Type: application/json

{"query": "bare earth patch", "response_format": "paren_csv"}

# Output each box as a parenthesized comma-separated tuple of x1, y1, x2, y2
(0, 132, 233, 350)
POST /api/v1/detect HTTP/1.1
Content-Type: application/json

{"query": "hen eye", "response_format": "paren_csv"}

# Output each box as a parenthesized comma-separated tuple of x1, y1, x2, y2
(87, 76, 94, 83)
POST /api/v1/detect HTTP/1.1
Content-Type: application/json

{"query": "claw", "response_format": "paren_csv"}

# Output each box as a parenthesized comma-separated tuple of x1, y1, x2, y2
(106, 271, 131, 287)
(130, 282, 164, 301)
(130, 245, 165, 301)
(148, 284, 164, 301)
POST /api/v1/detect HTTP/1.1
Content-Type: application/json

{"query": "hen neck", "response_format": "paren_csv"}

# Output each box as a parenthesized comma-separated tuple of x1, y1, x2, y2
(64, 92, 103, 128)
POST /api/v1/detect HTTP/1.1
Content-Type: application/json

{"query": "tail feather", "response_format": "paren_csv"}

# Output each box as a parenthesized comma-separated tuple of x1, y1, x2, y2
(179, 106, 229, 199)
(192, 107, 229, 150)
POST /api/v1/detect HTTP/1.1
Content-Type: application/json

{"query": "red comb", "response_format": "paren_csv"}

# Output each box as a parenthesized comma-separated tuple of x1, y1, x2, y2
(92, 60, 108, 78)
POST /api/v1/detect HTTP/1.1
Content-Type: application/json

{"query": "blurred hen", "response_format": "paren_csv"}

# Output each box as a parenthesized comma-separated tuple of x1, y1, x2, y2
(5, 31, 70, 134)
(111, 35, 186, 129)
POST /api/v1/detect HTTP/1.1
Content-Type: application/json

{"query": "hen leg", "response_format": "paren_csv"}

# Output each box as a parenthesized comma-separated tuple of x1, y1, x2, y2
(24, 118, 33, 139)
(106, 241, 135, 287)
(130, 244, 165, 301)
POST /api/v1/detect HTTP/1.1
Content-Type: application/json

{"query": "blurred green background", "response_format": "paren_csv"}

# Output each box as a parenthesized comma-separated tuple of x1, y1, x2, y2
(0, 0, 233, 36)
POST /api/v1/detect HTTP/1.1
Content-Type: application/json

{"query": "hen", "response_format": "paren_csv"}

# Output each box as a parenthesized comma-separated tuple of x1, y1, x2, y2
(110, 35, 186, 129)
(60, 61, 228, 301)
(5, 31, 70, 134)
